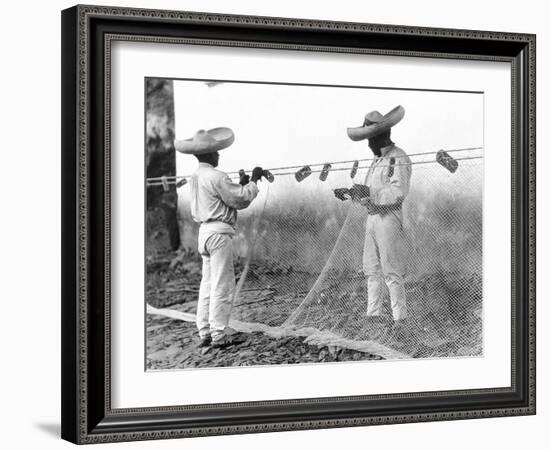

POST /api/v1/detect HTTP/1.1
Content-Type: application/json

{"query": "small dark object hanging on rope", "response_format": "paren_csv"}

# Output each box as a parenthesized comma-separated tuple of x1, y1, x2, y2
(350, 160, 359, 179)
(319, 163, 332, 181)
(175, 178, 187, 188)
(295, 165, 312, 182)
(262, 169, 275, 183)
(436, 149, 459, 173)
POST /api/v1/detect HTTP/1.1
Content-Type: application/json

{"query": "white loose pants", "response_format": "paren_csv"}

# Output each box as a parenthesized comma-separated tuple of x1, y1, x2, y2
(196, 231, 235, 339)
(363, 212, 407, 321)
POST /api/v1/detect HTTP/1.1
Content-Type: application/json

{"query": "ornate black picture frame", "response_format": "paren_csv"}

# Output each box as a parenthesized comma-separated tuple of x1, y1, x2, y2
(61, 4, 536, 444)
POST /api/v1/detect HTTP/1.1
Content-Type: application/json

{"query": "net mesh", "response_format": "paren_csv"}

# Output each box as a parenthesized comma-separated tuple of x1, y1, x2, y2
(175, 156, 483, 360)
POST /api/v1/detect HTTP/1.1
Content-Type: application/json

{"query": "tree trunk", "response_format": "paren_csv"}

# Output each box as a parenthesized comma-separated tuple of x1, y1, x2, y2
(146, 79, 180, 255)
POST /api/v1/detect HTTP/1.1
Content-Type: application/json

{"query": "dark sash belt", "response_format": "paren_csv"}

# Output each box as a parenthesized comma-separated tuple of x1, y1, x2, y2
(368, 203, 402, 216)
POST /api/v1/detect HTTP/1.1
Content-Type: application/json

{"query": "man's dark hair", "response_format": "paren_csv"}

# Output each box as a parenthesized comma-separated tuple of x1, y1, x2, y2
(195, 151, 219, 167)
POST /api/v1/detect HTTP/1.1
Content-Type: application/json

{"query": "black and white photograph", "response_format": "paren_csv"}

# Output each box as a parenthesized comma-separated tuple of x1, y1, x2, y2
(1, 0, 544, 446)
(145, 78, 483, 370)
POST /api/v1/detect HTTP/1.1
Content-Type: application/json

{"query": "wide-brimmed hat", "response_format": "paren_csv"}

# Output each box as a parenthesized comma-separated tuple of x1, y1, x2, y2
(174, 127, 235, 154)
(347, 105, 405, 141)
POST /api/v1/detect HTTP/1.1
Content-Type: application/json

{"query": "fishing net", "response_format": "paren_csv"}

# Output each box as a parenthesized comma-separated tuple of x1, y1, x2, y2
(160, 151, 483, 360)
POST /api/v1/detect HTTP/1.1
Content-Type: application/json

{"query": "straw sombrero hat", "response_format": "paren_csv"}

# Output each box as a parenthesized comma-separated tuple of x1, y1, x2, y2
(174, 127, 235, 154)
(347, 105, 405, 141)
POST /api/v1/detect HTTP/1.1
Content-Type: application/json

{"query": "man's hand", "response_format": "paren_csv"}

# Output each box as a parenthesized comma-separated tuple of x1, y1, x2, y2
(350, 184, 370, 202)
(238, 169, 250, 186)
(333, 188, 351, 201)
(251, 166, 264, 183)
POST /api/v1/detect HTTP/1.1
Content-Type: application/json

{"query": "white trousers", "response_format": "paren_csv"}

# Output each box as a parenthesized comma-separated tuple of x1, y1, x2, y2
(363, 212, 407, 321)
(196, 231, 235, 339)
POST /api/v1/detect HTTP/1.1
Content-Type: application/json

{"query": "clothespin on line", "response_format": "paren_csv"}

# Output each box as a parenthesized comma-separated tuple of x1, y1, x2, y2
(295, 165, 312, 182)
(263, 169, 275, 183)
(436, 150, 459, 173)
(161, 176, 169, 192)
(175, 178, 187, 188)
(319, 163, 331, 181)
(350, 160, 359, 179)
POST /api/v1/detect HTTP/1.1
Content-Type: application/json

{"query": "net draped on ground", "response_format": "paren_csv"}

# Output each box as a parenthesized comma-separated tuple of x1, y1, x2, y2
(152, 155, 483, 360)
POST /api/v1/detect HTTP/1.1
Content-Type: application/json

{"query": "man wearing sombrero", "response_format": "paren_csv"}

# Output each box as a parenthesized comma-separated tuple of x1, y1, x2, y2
(175, 128, 264, 348)
(345, 106, 412, 339)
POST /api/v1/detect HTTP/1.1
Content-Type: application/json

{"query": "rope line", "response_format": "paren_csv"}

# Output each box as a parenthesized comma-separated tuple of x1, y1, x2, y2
(271, 156, 482, 177)
(147, 155, 483, 186)
(146, 146, 482, 185)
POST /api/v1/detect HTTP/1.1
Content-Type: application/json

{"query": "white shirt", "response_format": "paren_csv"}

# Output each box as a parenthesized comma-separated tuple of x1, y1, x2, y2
(189, 163, 259, 234)
(364, 144, 412, 206)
